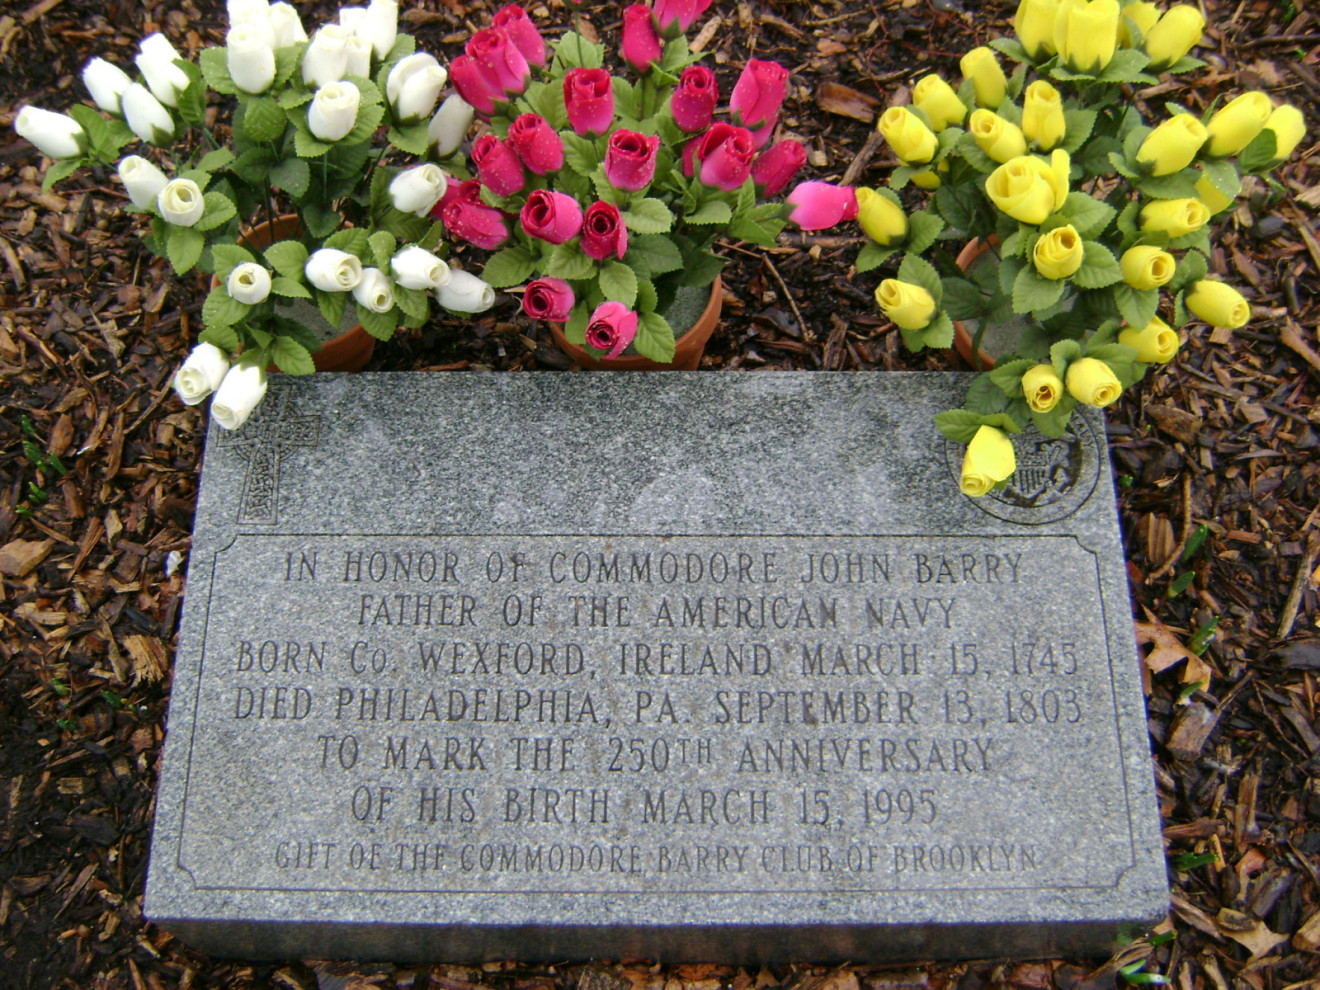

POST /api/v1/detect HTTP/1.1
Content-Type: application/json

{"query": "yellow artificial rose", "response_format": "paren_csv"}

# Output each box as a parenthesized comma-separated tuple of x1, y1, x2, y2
(911, 169, 943, 190)
(1033, 224, 1084, 279)
(961, 47, 1008, 108)
(1120, 245, 1175, 289)
(1015, 0, 1061, 60)
(1205, 92, 1272, 157)
(1264, 104, 1306, 160)
(1136, 114, 1207, 175)
(1119, 316, 1180, 363)
(969, 109, 1027, 163)
(856, 188, 908, 246)
(1119, 1, 1159, 45)
(1021, 81, 1066, 151)
(1140, 197, 1210, 237)
(1185, 279, 1250, 328)
(960, 425, 1017, 497)
(1143, 4, 1206, 68)
(1065, 357, 1122, 407)
(1054, 0, 1121, 74)
(876, 279, 937, 331)
(913, 74, 968, 131)
(1194, 172, 1235, 214)
(878, 106, 938, 165)
(986, 150, 1070, 224)
(1021, 364, 1064, 412)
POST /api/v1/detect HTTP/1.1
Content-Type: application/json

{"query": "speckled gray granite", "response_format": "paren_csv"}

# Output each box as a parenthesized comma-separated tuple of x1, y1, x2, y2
(145, 372, 1168, 962)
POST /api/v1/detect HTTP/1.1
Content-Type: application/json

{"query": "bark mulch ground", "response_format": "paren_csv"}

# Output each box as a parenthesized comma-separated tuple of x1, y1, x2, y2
(1, 0, 1319, 988)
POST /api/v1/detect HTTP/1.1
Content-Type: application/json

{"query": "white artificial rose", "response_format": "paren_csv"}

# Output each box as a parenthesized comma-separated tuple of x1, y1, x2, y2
(120, 83, 176, 144)
(136, 33, 190, 107)
(227, 262, 273, 304)
(230, 7, 277, 49)
(395, 63, 447, 122)
(344, 35, 372, 78)
(83, 58, 133, 113)
(437, 270, 495, 313)
(157, 178, 206, 226)
(305, 248, 364, 291)
(301, 25, 349, 87)
(352, 267, 395, 313)
(227, 24, 276, 93)
(428, 93, 474, 156)
(386, 52, 439, 106)
(14, 106, 86, 159)
(227, 0, 270, 23)
(357, 0, 398, 58)
(173, 343, 231, 406)
(268, 2, 308, 46)
(338, 6, 369, 33)
(118, 155, 168, 208)
(391, 246, 450, 289)
(307, 81, 360, 141)
(389, 163, 446, 217)
(211, 364, 269, 430)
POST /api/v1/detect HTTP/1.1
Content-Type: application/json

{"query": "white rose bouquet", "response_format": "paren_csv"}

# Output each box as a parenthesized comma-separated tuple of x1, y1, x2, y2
(13, 0, 494, 429)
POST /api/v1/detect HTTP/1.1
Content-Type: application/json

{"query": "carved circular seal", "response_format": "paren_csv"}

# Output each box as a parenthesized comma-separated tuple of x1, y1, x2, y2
(946, 414, 1103, 525)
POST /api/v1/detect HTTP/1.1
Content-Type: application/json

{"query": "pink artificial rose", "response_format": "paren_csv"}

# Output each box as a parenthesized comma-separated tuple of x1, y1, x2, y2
(621, 4, 662, 74)
(692, 122, 757, 191)
(443, 197, 510, 249)
(431, 177, 483, 221)
(671, 65, 718, 133)
(473, 134, 526, 197)
(751, 139, 807, 196)
(785, 181, 859, 230)
(730, 59, 789, 146)
(507, 113, 564, 174)
(449, 56, 498, 117)
(466, 27, 530, 99)
(522, 277, 575, 321)
(491, 5, 546, 68)
(652, 0, 714, 37)
(520, 189, 584, 244)
(580, 201, 628, 261)
(564, 68, 614, 137)
(585, 301, 639, 359)
(604, 129, 661, 192)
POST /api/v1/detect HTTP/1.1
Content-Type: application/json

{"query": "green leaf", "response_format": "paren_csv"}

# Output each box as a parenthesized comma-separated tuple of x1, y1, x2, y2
(278, 88, 313, 110)
(270, 275, 311, 299)
(1072, 241, 1123, 289)
(1095, 48, 1157, 85)
(387, 123, 432, 157)
(988, 37, 1031, 64)
(636, 277, 658, 314)
(166, 226, 205, 274)
(907, 211, 945, 254)
(633, 311, 676, 364)
(198, 148, 236, 172)
(1198, 160, 1240, 202)
(918, 312, 955, 349)
(545, 242, 595, 281)
(1012, 266, 1066, 313)
(1050, 339, 1084, 379)
(1030, 394, 1080, 438)
(242, 96, 287, 143)
(316, 289, 348, 331)
(941, 276, 987, 321)
(273, 42, 307, 88)
(897, 253, 943, 303)
(323, 228, 371, 258)
(1059, 192, 1116, 239)
(368, 231, 396, 270)
(264, 240, 309, 279)
(1238, 128, 1279, 174)
(270, 337, 316, 375)
(202, 284, 249, 329)
(598, 261, 638, 307)
(270, 158, 311, 198)
(1169, 249, 1208, 294)
(176, 60, 208, 129)
(40, 159, 84, 192)
(856, 242, 896, 274)
(394, 286, 430, 325)
(1059, 109, 1097, 154)
(965, 373, 1010, 414)
(211, 243, 256, 280)
(358, 306, 396, 341)
(989, 358, 1036, 397)
(194, 191, 238, 233)
(680, 252, 725, 287)
(230, 147, 274, 184)
(553, 31, 605, 71)
(561, 132, 601, 175)
(482, 247, 538, 288)
(622, 198, 674, 234)
(1114, 285, 1159, 329)
(198, 323, 241, 352)
(199, 47, 238, 94)
(688, 200, 733, 225)
(627, 235, 684, 276)
(1138, 170, 1200, 199)
(934, 408, 1023, 444)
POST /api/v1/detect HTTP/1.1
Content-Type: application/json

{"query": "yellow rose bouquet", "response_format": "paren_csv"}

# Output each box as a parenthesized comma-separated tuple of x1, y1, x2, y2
(852, 0, 1305, 494)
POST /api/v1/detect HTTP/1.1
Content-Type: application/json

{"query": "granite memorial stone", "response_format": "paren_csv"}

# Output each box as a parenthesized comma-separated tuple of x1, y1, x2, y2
(145, 371, 1168, 962)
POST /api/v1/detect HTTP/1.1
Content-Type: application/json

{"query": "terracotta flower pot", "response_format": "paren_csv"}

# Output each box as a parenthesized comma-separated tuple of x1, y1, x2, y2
(952, 238, 997, 372)
(549, 277, 723, 371)
(220, 214, 376, 373)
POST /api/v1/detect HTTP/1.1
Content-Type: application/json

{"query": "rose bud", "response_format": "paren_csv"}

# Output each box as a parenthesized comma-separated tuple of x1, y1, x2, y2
(1185, 279, 1250, 329)
(83, 58, 133, 114)
(352, 267, 395, 314)
(308, 81, 360, 142)
(157, 178, 205, 227)
(343, 36, 372, 80)
(1264, 104, 1306, 161)
(467, 27, 530, 98)
(878, 106, 938, 165)
(876, 278, 936, 331)
(211, 364, 269, 431)
(227, 262, 272, 304)
(429, 94, 475, 156)
(1014, 0, 1061, 59)
(1120, 1, 1160, 46)
(437, 270, 496, 313)
(622, 4, 662, 74)
(960, 47, 1007, 109)
(387, 54, 445, 112)
(473, 134, 526, 196)
(395, 61, 447, 123)
(508, 113, 565, 174)
(520, 189, 584, 245)
(305, 248, 364, 291)
(1138, 197, 1209, 237)
(604, 129, 661, 191)
(652, 0, 715, 37)
(492, 4, 547, 68)
(391, 246, 451, 290)
(564, 68, 614, 137)
(358, 0, 399, 60)
(228, 23, 276, 94)
(960, 425, 1017, 497)
(985, 151, 1070, 225)
(338, 5, 367, 32)
(580, 201, 628, 261)
(1119, 316, 1180, 363)
(786, 181, 859, 230)
(1205, 91, 1272, 157)
(696, 124, 757, 191)
(912, 74, 967, 132)
(14, 106, 87, 160)
(730, 59, 789, 145)
(585, 301, 639, 359)
(969, 109, 1027, 163)
(751, 139, 807, 196)
(1143, 4, 1205, 68)
(855, 188, 907, 246)
(136, 33, 190, 107)
(389, 163, 447, 217)
(442, 198, 510, 249)
(671, 65, 718, 133)
(522, 277, 575, 322)
(1137, 114, 1207, 175)
(1120, 245, 1175, 290)
(269, 3, 308, 47)
(1033, 224, 1084, 280)
(1021, 81, 1066, 151)
(1065, 357, 1123, 407)
(1021, 364, 1064, 413)
(302, 25, 350, 87)
(121, 83, 176, 144)
(173, 343, 231, 406)
(449, 56, 499, 117)
(118, 155, 168, 208)
(1053, 0, 1121, 75)
(435, 177, 484, 219)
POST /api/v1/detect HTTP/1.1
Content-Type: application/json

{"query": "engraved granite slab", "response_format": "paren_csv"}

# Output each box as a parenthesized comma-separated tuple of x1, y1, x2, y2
(145, 372, 1167, 962)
